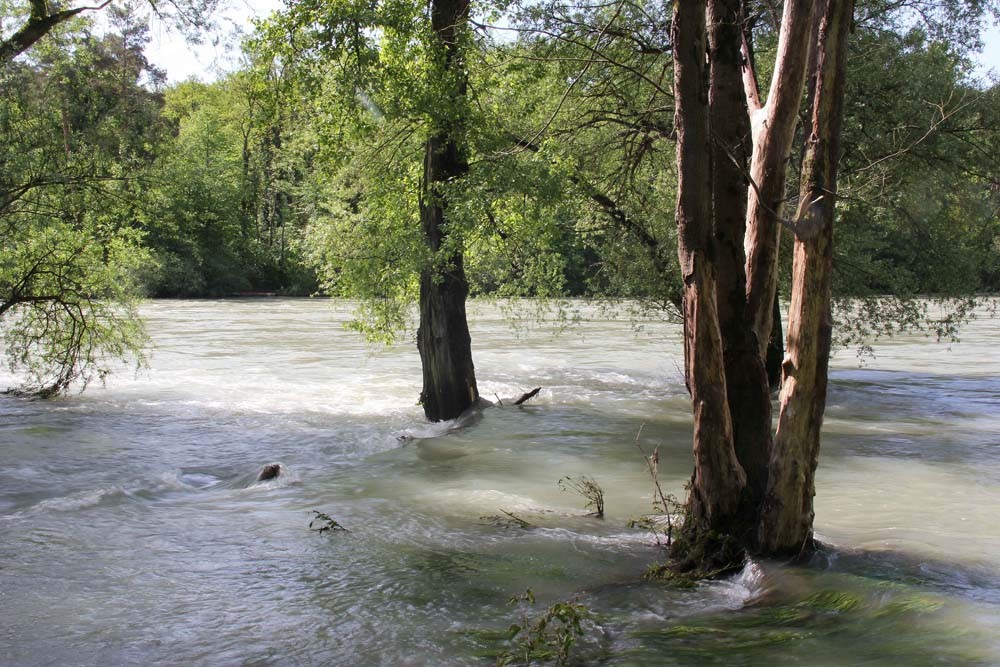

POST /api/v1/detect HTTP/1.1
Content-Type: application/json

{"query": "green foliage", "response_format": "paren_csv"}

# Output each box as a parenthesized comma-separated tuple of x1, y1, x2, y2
(299, 161, 425, 342)
(143, 64, 318, 297)
(1, 224, 149, 396)
(495, 589, 593, 666)
(4, 0, 995, 390)
(0, 14, 152, 396)
(144, 80, 249, 295)
(557, 475, 605, 518)
(829, 26, 1000, 348)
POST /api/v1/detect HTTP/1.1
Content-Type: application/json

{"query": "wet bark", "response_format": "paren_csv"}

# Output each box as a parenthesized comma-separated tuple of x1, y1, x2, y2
(671, 0, 746, 542)
(758, 0, 853, 555)
(743, 0, 817, 358)
(708, 0, 772, 517)
(416, 0, 479, 422)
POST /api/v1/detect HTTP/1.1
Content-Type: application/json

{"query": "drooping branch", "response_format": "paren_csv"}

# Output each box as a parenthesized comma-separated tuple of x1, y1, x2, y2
(508, 133, 679, 310)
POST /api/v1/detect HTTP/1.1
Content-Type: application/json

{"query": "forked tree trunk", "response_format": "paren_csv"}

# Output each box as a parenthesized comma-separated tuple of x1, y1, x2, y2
(671, 0, 746, 547)
(416, 0, 479, 422)
(707, 0, 773, 516)
(758, 0, 854, 554)
(742, 0, 817, 358)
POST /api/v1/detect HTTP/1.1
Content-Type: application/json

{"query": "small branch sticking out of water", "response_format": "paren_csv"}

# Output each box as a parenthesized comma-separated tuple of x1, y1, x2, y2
(482, 510, 534, 529)
(513, 387, 542, 405)
(632, 424, 681, 546)
(309, 510, 348, 534)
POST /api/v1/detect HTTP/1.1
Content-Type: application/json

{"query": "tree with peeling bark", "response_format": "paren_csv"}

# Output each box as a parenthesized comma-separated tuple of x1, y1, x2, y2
(670, 0, 747, 561)
(669, 0, 855, 571)
(758, 0, 854, 555)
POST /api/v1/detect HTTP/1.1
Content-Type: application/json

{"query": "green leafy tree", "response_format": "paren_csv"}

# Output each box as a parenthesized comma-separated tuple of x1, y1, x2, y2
(0, 16, 152, 395)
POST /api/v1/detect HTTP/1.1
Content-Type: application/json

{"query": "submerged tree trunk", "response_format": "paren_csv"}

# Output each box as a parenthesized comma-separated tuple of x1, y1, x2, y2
(416, 0, 479, 422)
(708, 0, 772, 518)
(671, 0, 746, 562)
(666, 0, 855, 571)
(758, 0, 854, 555)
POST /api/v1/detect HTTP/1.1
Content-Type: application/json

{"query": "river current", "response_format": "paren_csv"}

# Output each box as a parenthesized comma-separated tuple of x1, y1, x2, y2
(1, 299, 998, 666)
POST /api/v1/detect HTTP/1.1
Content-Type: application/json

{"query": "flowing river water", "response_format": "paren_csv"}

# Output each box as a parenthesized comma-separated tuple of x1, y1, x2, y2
(1, 299, 998, 666)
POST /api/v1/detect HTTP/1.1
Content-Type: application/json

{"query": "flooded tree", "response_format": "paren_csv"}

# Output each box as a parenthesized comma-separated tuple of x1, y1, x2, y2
(758, 0, 854, 554)
(255, 0, 483, 421)
(416, 0, 480, 421)
(670, 0, 855, 570)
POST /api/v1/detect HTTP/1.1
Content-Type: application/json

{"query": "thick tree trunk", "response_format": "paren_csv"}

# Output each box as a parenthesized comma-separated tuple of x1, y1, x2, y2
(743, 0, 817, 358)
(758, 0, 854, 555)
(671, 0, 746, 548)
(416, 0, 479, 422)
(708, 0, 772, 516)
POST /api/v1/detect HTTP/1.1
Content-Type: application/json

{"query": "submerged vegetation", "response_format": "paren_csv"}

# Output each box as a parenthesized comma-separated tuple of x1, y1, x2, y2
(494, 589, 599, 666)
(309, 510, 348, 534)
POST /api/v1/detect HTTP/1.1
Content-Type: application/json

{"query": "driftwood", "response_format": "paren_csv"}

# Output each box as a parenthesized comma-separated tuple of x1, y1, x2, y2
(513, 387, 542, 405)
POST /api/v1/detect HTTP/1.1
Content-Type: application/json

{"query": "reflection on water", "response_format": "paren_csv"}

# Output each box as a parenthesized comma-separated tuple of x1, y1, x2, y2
(1, 299, 998, 665)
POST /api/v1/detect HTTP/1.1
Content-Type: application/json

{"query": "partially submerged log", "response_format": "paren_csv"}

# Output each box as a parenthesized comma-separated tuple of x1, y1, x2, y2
(513, 387, 542, 405)
(257, 463, 282, 481)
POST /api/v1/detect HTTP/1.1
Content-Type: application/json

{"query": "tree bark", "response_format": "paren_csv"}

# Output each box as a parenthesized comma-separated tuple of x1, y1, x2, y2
(708, 0, 772, 517)
(758, 0, 854, 555)
(743, 0, 817, 359)
(671, 0, 746, 541)
(416, 0, 479, 422)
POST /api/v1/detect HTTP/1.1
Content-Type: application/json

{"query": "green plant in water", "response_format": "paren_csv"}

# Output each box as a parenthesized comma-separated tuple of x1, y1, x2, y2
(309, 510, 348, 534)
(558, 476, 604, 518)
(495, 589, 592, 666)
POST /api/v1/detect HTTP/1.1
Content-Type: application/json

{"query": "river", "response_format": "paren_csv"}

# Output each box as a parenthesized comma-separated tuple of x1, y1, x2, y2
(1, 299, 998, 665)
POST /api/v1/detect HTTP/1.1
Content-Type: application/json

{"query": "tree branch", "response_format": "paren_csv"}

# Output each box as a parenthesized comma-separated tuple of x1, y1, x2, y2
(0, 0, 114, 64)
(741, 27, 762, 114)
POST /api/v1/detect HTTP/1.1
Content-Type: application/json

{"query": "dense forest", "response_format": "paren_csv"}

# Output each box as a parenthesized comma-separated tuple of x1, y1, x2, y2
(1, 0, 997, 396)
